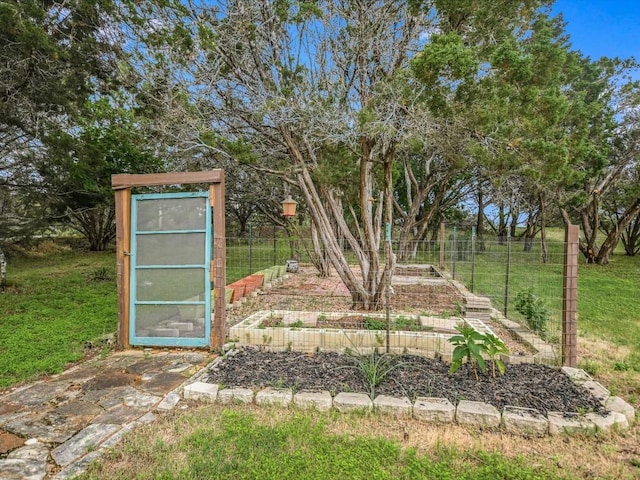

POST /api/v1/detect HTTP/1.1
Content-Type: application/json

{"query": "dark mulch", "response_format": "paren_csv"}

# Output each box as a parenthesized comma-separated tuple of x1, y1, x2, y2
(206, 348, 605, 415)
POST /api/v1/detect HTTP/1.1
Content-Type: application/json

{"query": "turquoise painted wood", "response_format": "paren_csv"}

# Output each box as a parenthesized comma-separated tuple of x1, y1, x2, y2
(129, 192, 212, 347)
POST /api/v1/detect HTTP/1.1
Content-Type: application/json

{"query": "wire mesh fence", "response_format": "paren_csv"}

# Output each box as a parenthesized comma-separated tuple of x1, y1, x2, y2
(223, 225, 575, 365)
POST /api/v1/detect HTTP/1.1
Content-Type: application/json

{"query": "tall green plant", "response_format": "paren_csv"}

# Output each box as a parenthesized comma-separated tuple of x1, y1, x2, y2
(483, 333, 509, 378)
(346, 350, 400, 401)
(449, 325, 488, 381)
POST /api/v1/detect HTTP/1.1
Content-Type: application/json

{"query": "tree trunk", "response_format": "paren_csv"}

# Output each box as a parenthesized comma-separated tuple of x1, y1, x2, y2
(539, 193, 549, 264)
(69, 205, 116, 251)
(497, 202, 507, 245)
(310, 221, 331, 278)
(621, 213, 640, 256)
(595, 197, 640, 264)
(0, 247, 6, 289)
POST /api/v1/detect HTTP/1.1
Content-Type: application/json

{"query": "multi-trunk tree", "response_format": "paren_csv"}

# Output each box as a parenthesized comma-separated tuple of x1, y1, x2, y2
(128, 0, 567, 309)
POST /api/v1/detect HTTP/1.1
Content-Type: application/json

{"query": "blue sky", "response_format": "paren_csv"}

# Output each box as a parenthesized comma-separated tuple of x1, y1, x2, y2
(552, 0, 640, 60)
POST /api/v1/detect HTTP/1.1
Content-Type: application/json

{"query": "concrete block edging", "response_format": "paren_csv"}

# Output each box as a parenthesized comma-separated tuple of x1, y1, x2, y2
(183, 362, 634, 437)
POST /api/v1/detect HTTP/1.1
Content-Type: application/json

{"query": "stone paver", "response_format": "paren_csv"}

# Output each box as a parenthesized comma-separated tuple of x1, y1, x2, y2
(52, 451, 103, 480)
(502, 406, 548, 437)
(0, 443, 49, 480)
(456, 400, 501, 427)
(413, 397, 455, 423)
(373, 395, 412, 417)
(123, 392, 161, 409)
(51, 423, 120, 467)
(255, 388, 293, 407)
(547, 412, 595, 436)
(604, 396, 636, 424)
(585, 411, 629, 432)
(581, 381, 610, 403)
(157, 391, 182, 411)
(0, 458, 47, 480)
(561, 366, 591, 383)
(294, 391, 333, 411)
(333, 393, 372, 412)
(184, 382, 219, 402)
(217, 387, 254, 404)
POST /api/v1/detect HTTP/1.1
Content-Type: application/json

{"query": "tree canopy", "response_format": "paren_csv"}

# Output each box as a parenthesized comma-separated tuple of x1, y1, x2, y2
(1, 0, 639, 292)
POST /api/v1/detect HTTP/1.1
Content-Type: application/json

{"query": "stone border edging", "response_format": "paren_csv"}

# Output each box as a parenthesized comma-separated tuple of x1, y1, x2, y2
(181, 355, 635, 438)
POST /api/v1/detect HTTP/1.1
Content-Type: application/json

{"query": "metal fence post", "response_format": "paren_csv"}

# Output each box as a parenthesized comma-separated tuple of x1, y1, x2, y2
(503, 230, 511, 317)
(451, 226, 457, 278)
(562, 224, 579, 367)
(249, 224, 253, 275)
(439, 222, 445, 270)
(273, 225, 277, 266)
(471, 226, 476, 293)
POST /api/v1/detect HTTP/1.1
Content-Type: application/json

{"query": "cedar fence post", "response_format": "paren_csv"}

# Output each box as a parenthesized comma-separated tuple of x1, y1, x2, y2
(562, 223, 579, 367)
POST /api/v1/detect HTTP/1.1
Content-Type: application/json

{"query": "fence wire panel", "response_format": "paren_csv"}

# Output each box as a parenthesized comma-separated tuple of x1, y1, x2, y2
(224, 228, 569, 364)
(439, 227, 565, 360)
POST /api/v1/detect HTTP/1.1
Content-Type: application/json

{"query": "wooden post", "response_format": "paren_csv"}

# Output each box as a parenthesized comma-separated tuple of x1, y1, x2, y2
(211, 179, 227, 349)
(562, 223, 579, 367)
(114, 188, 132, 348)
(439, 222, 446, 270)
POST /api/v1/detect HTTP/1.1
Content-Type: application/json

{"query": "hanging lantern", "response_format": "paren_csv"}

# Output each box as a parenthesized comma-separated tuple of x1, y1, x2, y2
(281, 195, 297, 217)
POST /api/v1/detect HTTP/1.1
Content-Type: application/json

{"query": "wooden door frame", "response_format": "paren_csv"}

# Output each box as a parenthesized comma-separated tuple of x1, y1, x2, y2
(112, 171, 226, 349)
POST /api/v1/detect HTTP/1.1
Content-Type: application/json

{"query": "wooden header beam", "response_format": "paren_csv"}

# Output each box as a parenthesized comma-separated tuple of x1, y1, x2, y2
(112, 170, 223, 190)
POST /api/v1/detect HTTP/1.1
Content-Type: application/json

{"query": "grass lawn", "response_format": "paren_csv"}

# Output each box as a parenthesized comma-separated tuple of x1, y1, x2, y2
(77, 404, 639, 480)
(0, 242, 117, 388)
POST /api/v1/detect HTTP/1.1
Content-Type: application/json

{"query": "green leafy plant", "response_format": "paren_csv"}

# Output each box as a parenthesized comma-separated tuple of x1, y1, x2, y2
(363, 317, 386, 330)
(449, 324, 488, 380)
(483, 333, 509, 378)
(288, 320, 304, 328)
(344, 349, 401, 400)
(337, 334, 402, 399)
(514, 288, 550, 338)
(448, 325, 510, 380)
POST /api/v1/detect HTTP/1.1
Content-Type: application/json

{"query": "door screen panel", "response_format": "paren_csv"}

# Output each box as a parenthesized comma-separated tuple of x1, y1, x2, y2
(135, 268, 205, 302)
(136, 233, 206, 265)
(136, 197, 208, 231)
(130, 192, 211, 347)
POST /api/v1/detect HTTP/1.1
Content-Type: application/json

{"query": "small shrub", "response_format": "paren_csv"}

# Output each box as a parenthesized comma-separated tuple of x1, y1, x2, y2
(363, 317, 386, 330)
(514, 288, 549, 338)
(88, 266, 114, 282)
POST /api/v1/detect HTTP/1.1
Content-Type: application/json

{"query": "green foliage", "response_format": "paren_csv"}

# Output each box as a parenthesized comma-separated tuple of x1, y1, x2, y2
(514, 288, 550, 338)
(339, 348, 401, 400)
(87, 266, 114, 283)
(449, 324, 488, 380)
(483, 333, 509, 378)
(363, 317, 387, 331)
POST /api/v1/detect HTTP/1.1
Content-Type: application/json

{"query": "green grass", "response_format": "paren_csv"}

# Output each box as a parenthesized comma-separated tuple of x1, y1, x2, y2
(577, 254, 640, 369)
(79, 408, 574, 480)
(0, 248, 117, 388)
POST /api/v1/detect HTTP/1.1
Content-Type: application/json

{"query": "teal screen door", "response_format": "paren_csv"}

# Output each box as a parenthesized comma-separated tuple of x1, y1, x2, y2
(130, 192, 212, 347)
